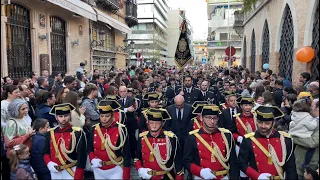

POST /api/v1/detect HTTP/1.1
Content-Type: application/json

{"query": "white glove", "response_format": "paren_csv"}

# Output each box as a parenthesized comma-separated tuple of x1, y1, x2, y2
(237, 136, 243, 144)
(200, 168, 216, 179)
(47, 161, 59, 173)
(91, 158, 102, 168)
(258, 173, 272, 180)
(221, 175, 229, 180)
(138, 168, 152, 179)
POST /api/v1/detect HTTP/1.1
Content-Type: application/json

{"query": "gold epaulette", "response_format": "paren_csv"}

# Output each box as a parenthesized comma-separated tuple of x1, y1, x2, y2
(116, 122, 126, 127)
(164, 131, 175, 138)
(279, 131, 291, 138)
(244, 132, 255, 138)
(48, 126, 58, 132)
(218, 128, 231, 134)
(177, 168, 184, 175)
(189, 129, 200, 135)
(191, 117, 197, 121)
(139, 131, 149, 137)
(92, 123, 99, 128)
(142, 108, 149, 112)
(72, 126, 82, 131)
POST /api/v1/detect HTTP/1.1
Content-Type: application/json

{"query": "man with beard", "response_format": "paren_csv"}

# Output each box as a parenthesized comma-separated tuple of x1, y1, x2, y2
(88, 100, 131, 179)
(238, 105, 297, 180)
(135, 108, 184, 180)
(200, 80, 219, 105)
(183, 104, 239, 179)
(138, 92, 161, 133)
(43, 103, 87, 179)
(150, 74, 160, 90)
(178, 75, 203, 105)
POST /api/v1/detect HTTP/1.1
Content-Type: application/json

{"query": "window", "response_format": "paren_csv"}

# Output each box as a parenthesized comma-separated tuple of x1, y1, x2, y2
(92, 22, 115, 51)
(220, 33, 228, 40)
(146, 23, 153, 30)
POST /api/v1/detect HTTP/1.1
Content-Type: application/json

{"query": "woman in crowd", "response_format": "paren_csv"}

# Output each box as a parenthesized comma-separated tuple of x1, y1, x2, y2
(17, 85, 33, 125)
(55, 87, 69, 105)
(35, 91, 57, 127)
(262, 91, 276, 106)
(62, 91, 86, 127)
(4, 99, 35, 159)
(1, 85, 20, 129)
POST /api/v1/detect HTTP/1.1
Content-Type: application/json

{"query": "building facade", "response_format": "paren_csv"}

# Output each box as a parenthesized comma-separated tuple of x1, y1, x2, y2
(167, 9, 193, 66)
(206, 0, 243, 66)
(1, 0, 137, 78)
(127, 0, 170, 66)
(239, 0, 319, 85)
(193, 40, 208, 65)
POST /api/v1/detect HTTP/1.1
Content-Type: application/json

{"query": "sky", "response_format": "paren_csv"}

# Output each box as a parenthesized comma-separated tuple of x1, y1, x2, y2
(170, 0, 208, 41)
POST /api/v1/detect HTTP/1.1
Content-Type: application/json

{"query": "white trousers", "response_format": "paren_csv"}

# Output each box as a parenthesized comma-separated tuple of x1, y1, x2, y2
(92, 165, 123, 179)
(50, 166, 76, 179)
(236, 145, 247, 178)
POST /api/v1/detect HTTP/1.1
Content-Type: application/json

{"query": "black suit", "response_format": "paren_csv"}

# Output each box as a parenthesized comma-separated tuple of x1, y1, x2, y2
(200, 90, 221, 105)
(163, 87, 175, 106)
(219, 107, 241, 130)
(166, 104, 195, 150)
(178, 87, 203, 105)
(170, 85, 181, 95)
(118, 96, 138, 158)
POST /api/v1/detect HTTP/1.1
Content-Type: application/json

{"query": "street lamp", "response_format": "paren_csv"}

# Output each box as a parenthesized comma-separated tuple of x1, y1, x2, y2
(117, 40, 135, 66)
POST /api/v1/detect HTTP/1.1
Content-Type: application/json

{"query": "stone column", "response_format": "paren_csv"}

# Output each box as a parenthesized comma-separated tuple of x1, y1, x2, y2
(1, 5, 8, 77)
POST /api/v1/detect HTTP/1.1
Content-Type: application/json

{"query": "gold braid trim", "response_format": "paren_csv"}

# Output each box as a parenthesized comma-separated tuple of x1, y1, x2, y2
(269, 134, 287, 179)
(59, 130, 77, 163)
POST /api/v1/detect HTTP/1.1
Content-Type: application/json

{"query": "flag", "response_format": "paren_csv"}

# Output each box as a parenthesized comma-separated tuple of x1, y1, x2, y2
(175, 20, 193, 69)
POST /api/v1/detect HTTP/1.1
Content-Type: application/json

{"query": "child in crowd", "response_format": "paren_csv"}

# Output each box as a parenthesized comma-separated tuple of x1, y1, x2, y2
(304, 164, 319, 180)
(9, 144, 37, 180)
(30, 118, 51, 180)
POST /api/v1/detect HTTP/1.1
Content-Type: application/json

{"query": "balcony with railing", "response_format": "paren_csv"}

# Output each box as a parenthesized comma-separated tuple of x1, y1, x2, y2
(207, 40, 242, 49)
(96, 0, 120, 13)
(125, 0, 138, 27)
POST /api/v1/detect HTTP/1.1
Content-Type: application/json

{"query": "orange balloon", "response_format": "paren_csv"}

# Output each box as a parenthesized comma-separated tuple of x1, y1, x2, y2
(296, 46, 315, 63)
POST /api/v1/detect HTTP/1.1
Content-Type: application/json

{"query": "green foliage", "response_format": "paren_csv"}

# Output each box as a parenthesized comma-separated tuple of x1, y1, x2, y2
(242, 0, 259, 12)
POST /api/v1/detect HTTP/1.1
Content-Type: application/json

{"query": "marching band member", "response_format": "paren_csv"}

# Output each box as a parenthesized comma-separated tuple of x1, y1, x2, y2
(139, 92, 161, 133)
(238, 105, 297, 179)
(188, 101, 208, 131)
(183, 104, 239, 179)
(88, 100, 131, 179)
(230, 97, 256, 147)
(43, 103, 87, 179)
(105, 95, 126, 124)
(135, 108, 184, 180)
(230, 97, 256, 179)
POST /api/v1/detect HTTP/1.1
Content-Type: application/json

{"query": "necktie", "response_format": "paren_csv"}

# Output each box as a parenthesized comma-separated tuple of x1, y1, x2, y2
(231, 108, 235, 119)
(178, 109, 182, 121)
(122, 98, 125, 105)
(203, 92, 206, 97)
